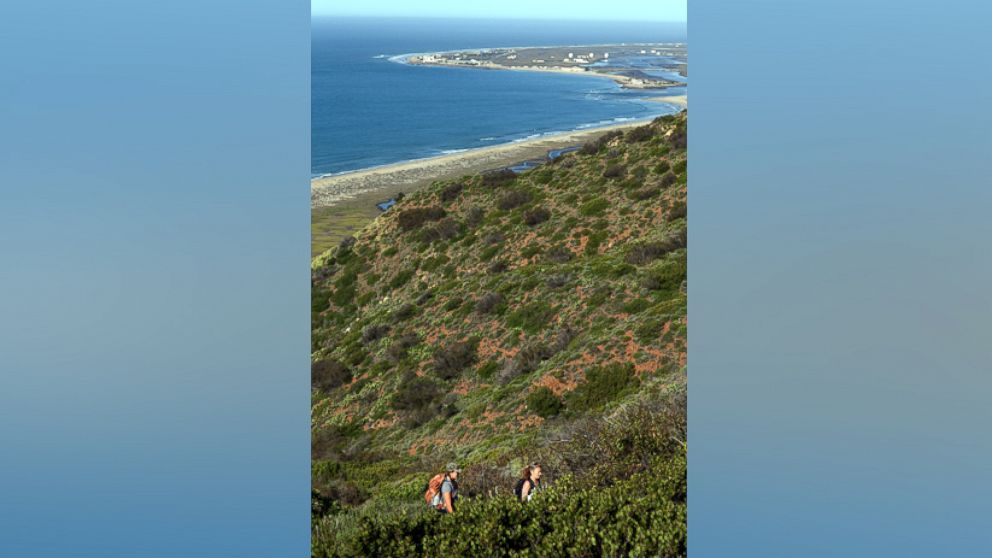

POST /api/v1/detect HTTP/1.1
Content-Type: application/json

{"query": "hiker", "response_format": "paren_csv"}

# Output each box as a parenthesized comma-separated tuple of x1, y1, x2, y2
(424, 462, 461, 513)
(514, 463, 543, 502)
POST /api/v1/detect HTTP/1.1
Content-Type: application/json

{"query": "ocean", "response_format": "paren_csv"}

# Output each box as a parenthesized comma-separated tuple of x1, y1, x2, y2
(312, 17, 687, 177)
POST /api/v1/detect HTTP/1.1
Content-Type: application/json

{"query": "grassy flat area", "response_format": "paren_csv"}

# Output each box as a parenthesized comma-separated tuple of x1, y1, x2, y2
(312, 179, 423, 257)
(312, 204, 375, 258)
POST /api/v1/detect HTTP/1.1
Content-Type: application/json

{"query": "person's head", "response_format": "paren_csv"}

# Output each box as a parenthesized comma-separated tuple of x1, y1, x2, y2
(521, 462, 542, 481)
(445, 462, 462, 480)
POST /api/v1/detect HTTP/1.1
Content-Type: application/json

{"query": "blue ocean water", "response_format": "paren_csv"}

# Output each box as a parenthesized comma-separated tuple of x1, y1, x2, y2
(312, 17, 686, 176)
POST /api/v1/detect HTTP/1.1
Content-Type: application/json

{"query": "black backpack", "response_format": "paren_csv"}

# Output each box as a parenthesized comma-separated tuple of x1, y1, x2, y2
(514, 478, 527, 500)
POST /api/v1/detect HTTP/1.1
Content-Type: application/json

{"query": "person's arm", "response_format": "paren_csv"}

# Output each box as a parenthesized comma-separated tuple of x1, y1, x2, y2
(443, 488, 454, 513)
(520, 480, 532, 502)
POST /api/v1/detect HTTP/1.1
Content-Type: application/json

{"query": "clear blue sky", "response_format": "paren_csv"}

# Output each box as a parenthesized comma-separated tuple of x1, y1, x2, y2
(312, 0, 686, 23)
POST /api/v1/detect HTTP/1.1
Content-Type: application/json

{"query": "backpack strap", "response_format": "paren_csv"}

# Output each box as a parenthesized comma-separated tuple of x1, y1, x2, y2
(434, 474, 450, 510)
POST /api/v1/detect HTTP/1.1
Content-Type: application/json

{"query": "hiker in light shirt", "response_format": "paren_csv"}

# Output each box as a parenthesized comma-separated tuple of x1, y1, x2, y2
(515, 463, 543, 502)
(429, 462, 461, 513)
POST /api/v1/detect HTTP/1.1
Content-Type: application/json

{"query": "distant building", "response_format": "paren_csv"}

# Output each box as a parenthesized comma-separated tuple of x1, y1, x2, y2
(568, 52, 574, 58)
(604, 53, 610, 59)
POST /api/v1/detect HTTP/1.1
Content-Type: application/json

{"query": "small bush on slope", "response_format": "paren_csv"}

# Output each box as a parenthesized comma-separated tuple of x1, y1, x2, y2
(312, 359, 352, 392)
(432, 338, 479, 381)
(397, 206, 446, 231)
(527, 387, 563, 418)
(566, 363, 639, 412)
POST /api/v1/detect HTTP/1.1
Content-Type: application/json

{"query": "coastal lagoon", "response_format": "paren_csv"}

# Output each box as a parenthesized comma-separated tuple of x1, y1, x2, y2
(313, 17, 686, 176)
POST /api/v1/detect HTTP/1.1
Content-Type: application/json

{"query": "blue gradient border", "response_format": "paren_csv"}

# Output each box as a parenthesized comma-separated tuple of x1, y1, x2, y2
(691, 0, 992, 555)
(0, 1, 310, 556)
(4, 0, 992, 555)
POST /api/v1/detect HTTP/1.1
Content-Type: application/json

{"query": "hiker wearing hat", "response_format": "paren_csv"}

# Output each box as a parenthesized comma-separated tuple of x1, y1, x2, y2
(424, 462, 461, 513)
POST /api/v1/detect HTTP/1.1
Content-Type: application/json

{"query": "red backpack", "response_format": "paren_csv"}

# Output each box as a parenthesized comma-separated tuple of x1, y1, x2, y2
(423, 473, 446, 509)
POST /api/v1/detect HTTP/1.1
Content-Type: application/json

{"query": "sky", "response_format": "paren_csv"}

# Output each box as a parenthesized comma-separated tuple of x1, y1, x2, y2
(311, 0, 687, 23)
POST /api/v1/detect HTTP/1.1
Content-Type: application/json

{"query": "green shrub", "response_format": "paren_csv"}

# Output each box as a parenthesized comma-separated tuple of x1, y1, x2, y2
(506, 301, 555, 334)
(444, 296, 464, 312)
(625, 231, 687, 265)
(579, 129, 623, 155)
(520, 244, 543, 259)
(386, 332, 421, 362)
(432, 338, 479, 381)
(480, 244, 500, 262)
(626, 124, 655, 142)
(361, 323, 390, 344)
(579, 197, 610, 217)
(475, 292, 504, 315)
(389, 269, 415, 290)
(602, 164, 625, 179)
(391, 302, 418, 323)
(487, 260, 508, 274)
(312, 359, 352, 392)
(498, 189, 532, 210)
(397, 206, 446, 231)
(642, 255, 687, 294)
(482, 168, 517, 187)
(440, 182, 464, 202)
(585, 230, 609, 255)
(476, 360, 499, 380)
(420, 254, 450, 272)
(629, 186, 661, 201)
(391, 374, 442, 411)
(465, 206, 485, 227)
(544, 245, 573, 263)
(567, 363, 639, 412)
(527, 387, 563, 418)
(622, 297, 651, 314)
(420, 217, 462, 243)
(523, 207, 551, 226)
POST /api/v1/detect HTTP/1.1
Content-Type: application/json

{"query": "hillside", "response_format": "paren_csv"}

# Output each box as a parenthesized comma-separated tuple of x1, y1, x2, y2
(311, 113, 687, 557)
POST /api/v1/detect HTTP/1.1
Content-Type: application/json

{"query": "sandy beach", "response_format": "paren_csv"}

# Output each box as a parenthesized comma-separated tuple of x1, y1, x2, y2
(312, 119, 657, 208)
(647, 94, 687, 108)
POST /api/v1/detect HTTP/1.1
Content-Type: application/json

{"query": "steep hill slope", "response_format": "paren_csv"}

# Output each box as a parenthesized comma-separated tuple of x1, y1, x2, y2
(311, 112, 687, 556)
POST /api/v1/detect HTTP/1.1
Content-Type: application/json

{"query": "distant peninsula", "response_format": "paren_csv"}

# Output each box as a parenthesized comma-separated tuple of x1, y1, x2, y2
(403, 43, 687, 90)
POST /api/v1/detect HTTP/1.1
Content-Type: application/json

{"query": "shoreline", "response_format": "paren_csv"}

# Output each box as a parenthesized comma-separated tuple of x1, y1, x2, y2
(311, 117, 661, 208)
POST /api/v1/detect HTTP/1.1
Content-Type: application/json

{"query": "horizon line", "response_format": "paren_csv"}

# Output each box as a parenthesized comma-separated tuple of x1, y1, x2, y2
(311, 14, 686, 24)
